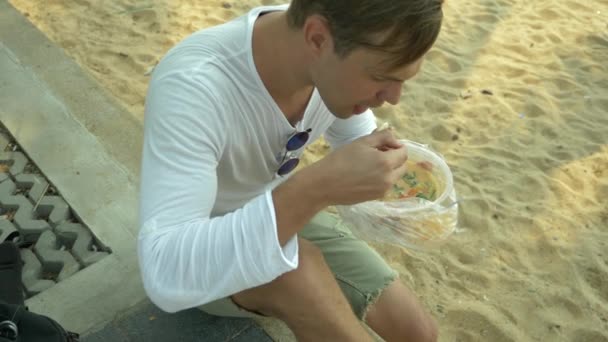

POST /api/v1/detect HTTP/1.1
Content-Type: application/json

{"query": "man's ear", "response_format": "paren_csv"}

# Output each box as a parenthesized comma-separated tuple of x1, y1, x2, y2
(302, 15, 333, 58)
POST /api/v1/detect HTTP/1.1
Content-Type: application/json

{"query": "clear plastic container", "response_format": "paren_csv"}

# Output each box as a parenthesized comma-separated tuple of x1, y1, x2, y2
(336, 140, 458, 250)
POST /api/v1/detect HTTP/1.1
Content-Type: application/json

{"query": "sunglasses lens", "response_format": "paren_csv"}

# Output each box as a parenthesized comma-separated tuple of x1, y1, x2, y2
(286, 131, 309, 151)
(277, 158, 300, 176)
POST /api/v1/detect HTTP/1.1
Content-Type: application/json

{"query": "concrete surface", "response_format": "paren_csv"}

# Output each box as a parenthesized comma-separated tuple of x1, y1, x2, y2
(83, 299, 272, 342)
(0, 1, 274, 340)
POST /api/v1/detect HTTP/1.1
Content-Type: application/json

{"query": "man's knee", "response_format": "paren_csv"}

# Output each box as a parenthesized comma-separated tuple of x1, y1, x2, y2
(232, 238, 329, 317)
(365, 279, 439, 341)
(386, 306, 438, 342)
(415, 313, 438, 342)
(273, 238, 326, 288)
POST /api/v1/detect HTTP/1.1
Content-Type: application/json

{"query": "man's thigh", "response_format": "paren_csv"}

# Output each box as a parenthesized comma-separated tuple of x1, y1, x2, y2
(198, 211, 397, 319)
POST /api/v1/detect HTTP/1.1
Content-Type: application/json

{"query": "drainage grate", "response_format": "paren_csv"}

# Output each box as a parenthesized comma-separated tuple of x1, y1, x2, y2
(0, 124, 111, 298)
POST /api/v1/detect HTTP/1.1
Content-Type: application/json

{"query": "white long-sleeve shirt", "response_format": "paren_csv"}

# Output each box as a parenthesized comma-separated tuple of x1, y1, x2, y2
(138, 4, 377, 313)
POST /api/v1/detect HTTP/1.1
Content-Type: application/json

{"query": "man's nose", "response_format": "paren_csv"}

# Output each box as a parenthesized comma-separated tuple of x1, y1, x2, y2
(376, 82, 403, 105)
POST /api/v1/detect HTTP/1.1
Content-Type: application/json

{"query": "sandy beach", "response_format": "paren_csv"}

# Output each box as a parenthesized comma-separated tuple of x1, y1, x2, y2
(8, 0, 607, 341)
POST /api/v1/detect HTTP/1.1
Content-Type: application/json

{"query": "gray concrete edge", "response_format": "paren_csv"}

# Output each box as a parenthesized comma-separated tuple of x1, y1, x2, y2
(0, 0, 147, 334)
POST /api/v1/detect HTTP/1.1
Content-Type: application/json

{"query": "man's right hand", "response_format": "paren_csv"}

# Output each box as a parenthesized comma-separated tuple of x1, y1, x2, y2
(307, 129, 409, 206)
(272, 129, 408, 245)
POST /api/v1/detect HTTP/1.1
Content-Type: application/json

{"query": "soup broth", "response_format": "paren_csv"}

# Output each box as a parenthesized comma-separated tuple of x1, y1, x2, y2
(384, 160, 442, 202)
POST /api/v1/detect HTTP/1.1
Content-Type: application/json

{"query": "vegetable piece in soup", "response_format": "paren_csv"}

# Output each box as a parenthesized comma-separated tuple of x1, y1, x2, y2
(386, 160, 440, 201)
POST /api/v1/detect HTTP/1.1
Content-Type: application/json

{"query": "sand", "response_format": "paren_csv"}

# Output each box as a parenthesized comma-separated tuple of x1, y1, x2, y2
(8, 0, 608, 341)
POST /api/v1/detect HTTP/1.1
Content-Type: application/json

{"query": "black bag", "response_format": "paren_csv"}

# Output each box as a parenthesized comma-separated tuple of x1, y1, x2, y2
(0, 236, 23, 306)
(0, 241, 79, 342)
(0, 302, 79, 342)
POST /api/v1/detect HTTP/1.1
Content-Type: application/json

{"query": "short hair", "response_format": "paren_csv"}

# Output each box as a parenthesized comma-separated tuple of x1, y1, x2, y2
(286, 0, 444, 70)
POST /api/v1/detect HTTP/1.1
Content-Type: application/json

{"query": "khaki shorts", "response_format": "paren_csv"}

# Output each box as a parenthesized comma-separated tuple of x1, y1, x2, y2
(199, 211, 397, 320)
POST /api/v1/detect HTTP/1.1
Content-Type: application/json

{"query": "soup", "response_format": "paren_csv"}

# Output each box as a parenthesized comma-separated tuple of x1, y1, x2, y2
(384, 160, 442, 202)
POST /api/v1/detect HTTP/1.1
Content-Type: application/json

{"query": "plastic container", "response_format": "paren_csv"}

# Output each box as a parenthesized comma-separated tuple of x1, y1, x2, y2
(336, 140, 458, 250)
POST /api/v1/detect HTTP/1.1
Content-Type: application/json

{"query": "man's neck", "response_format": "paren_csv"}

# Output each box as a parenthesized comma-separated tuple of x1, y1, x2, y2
(252, 11, 314, 125)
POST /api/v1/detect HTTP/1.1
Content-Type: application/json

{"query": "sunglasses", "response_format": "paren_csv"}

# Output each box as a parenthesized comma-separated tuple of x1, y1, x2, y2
(277, 128, 311, 176)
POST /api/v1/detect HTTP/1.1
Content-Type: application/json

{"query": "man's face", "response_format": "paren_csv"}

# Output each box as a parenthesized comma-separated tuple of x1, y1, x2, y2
(311, 46, 424, 119)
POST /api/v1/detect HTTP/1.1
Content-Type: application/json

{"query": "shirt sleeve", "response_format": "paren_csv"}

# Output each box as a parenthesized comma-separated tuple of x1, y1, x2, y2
(323, 109, 377, 149)
(138, 70, 298, 313)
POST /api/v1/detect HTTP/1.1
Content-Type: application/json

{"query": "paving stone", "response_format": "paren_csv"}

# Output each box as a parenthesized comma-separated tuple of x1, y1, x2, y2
(15, 173, 49, 205)
(14, 204, 52, 239)
(0, 179, 50, 241)
(0, 125, 110, 298)
(36, 196, 70, 227)
(0, 178, 16, 196)
(34, 230, 81, 282)
(2, 195, 50, 242)
(0, 218, 18, 242)
(20, 248, 55, 296)
(0, 151, 27, 176)
(56, 222, 110, 266)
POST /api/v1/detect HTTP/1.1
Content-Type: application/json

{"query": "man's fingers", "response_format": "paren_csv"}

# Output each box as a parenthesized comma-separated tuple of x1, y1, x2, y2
(364, 129, 403, 149)
(381, 144, 408, 169)
(373, 122, 391, 132)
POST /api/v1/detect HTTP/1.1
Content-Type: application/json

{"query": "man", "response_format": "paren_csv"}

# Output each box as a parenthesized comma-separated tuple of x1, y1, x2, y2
(138, 1, 444, 341)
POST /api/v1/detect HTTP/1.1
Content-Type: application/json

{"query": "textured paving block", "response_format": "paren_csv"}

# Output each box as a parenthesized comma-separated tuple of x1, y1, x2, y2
(0, 219, 18, 242)
(0, 179, 52, 242)
(15, 173, 49, 205)
(0, 151, 27, 176)
(14, 199, 50, 236)
(35, 196, 70, 227)
(0, 178, 16, 196)
(0, 124, 110, 298)
(0, 193, 50, 242)
(56, 222, 110, 266)
(21, 248, 55, 296)
(34, 230, 81, 282)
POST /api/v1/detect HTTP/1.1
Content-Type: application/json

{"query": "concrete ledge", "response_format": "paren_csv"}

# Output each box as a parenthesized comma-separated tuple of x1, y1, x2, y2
(0, 0, 146, 334)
